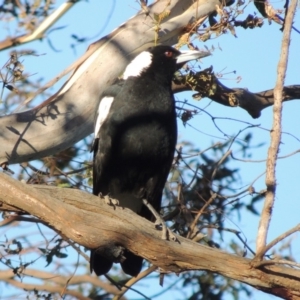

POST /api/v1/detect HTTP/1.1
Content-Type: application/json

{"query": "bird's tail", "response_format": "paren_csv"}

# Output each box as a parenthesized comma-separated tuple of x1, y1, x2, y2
(90, 249, 113, 276)
(120, 250, 143, 277)
(90, 249, 143, 277)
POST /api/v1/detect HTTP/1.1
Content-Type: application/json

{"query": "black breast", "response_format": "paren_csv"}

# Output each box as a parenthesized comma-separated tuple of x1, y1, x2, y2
(94, 75, 177, 214)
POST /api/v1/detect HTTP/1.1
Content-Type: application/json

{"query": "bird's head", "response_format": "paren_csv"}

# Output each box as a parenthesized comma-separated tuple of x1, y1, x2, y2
(123, 45, 210, 82)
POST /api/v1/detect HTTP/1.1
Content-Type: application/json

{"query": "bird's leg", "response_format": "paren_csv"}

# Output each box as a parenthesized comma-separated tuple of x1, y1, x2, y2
(99, 193, 119, 207)
(142, 199, 178, 242)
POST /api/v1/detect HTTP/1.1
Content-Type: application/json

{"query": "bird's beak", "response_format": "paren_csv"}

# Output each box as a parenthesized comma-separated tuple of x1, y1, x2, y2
(176, 50, 211, 64)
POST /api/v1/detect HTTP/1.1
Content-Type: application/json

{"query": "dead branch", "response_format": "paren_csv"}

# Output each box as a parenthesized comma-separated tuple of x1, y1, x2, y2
(1, 172, 300, 299)
(173, 68, 300, 118)
(0, 2, 79, 51)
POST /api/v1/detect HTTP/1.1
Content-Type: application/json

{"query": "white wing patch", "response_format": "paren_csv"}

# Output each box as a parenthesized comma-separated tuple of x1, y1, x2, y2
(123, 51, 153, 79)
(94, 96, 114, 136)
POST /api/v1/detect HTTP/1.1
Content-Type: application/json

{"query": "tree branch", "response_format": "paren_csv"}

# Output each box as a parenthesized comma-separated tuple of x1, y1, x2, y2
(1, 172, 300, 299)
(173, 68, 300, 118)
(255, 0, 298, 258)
(0, 268, 124, 299)
(0, 1, 79, 51)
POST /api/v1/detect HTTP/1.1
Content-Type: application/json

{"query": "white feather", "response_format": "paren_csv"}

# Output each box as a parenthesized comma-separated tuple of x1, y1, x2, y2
(94, 96, 114, 136)
(123, 51, 153, 79)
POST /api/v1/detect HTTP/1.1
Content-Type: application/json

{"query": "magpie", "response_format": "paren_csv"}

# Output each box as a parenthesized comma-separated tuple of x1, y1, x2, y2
(91, 45, 209, 277)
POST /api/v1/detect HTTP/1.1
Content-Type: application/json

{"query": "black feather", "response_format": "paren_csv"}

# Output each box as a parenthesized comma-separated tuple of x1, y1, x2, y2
(91, 45, 204, 276)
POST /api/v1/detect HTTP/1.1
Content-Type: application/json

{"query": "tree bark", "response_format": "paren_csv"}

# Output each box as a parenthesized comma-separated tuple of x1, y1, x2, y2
(1, 172, 300, 300)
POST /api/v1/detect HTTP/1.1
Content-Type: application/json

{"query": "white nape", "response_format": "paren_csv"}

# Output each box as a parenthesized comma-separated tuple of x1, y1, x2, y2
(94, 96, 114, 136)
(123, 51, 153, 79)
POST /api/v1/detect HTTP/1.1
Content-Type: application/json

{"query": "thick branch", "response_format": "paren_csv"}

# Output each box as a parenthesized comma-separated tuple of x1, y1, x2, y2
(1, 172, 300, 299)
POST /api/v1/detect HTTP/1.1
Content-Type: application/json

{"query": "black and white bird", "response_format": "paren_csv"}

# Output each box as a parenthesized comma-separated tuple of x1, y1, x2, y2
(91, 45, 209, 277)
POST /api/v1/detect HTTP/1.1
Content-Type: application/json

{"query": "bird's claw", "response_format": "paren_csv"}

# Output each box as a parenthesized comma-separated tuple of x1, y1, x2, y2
(168, 229, 179, 242)
(143, 199, 179, 243)
(154, 220, 178, 242)
(103, 195, 119, 207)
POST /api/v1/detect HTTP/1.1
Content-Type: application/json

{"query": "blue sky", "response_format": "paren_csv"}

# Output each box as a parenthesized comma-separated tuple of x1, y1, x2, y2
(1, 0, 300, 299)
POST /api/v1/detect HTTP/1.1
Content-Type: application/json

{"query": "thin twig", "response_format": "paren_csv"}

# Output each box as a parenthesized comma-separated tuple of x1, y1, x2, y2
(253, 258, 300, 269)
(255, 0, 298, 258)
(36, 222, 50, 249)
(253, 223, 300, 267)
(180, 142, 222, 159)
(64, 238, 90, 262)
(25, 162, 90, 176)
(0, 215, 48, 226)
(211, 150, 231, 182)
(231, 148, 300, 163)
(187, 193, 217, 239)
(113, 265, 157, 300)
(60, 250, 80, 298)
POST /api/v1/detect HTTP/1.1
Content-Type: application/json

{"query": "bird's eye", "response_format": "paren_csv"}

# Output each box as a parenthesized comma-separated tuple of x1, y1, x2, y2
(164, 51, 173, 58)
